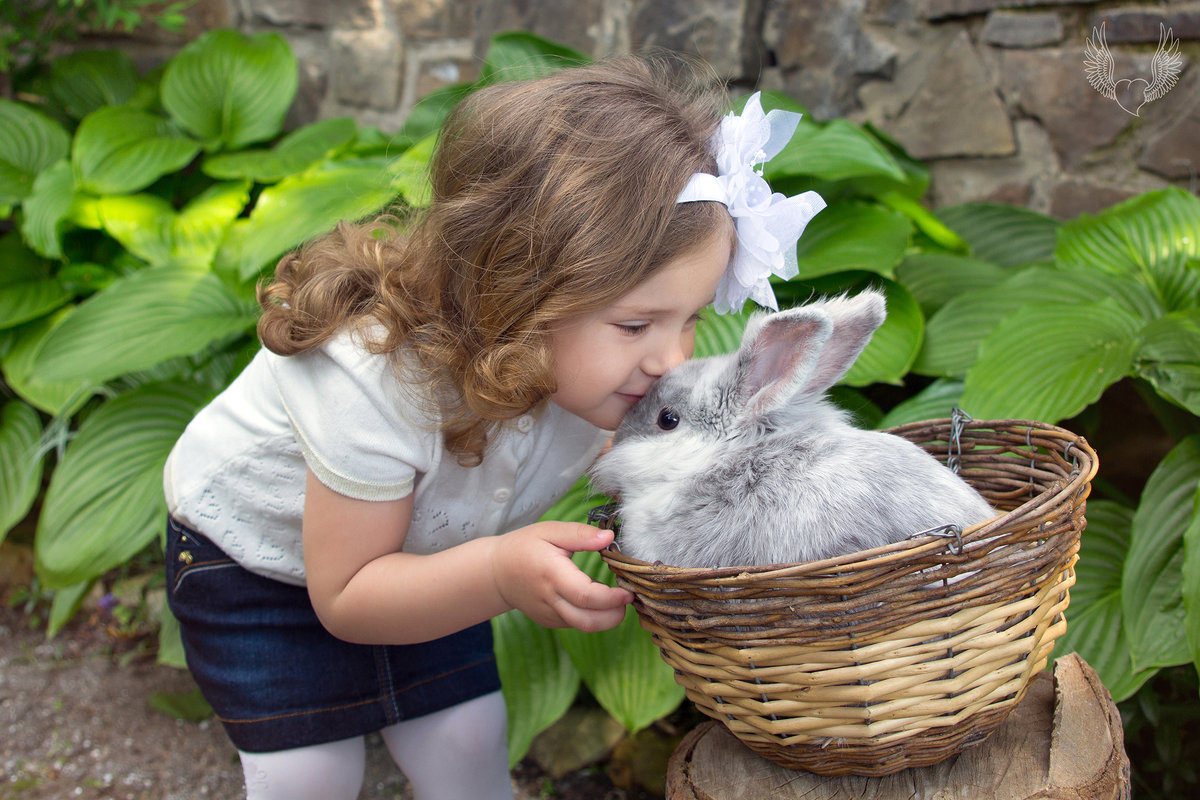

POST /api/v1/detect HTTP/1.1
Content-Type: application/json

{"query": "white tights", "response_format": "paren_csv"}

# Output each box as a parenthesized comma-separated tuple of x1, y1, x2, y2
(238, 691, 513, 800)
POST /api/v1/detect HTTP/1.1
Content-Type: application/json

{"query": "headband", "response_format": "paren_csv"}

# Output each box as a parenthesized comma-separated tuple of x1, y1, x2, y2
(677, 92, 826, 313)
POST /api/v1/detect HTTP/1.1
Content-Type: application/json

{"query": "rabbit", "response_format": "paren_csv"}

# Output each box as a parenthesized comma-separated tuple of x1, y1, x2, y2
(587, 290, 995, 568)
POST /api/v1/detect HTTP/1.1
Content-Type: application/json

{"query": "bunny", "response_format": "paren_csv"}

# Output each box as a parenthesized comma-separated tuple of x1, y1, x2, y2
(588, 290, 995, 568)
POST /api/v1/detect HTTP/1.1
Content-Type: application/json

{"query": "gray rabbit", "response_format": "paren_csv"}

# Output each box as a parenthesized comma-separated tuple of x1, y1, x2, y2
(588, 290, 994, 568)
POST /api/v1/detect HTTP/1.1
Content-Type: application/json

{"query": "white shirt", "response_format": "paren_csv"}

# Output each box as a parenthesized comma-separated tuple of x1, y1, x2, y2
(163, 327, 608, 585)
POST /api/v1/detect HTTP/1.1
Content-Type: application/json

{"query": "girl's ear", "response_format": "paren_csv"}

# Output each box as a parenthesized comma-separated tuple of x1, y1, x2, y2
(736, 308, 833, 418)
(798, 291, 887, 397)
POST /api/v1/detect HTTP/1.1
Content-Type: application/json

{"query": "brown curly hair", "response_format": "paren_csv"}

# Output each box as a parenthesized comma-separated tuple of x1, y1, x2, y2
(258, 55, 731, 465)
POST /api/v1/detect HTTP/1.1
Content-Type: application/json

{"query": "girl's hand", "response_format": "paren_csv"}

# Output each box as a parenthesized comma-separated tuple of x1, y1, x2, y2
(491, 522, 633, 632)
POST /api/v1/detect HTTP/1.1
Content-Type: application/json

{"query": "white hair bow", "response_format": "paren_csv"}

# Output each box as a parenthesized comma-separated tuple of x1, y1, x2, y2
(677, 92, 826, 313)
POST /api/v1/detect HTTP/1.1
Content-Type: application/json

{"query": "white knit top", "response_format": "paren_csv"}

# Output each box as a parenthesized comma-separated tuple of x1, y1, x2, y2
(163, 326, 608, 585)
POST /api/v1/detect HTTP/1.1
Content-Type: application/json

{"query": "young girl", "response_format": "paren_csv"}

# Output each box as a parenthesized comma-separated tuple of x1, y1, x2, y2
(163, 56, 822, 800)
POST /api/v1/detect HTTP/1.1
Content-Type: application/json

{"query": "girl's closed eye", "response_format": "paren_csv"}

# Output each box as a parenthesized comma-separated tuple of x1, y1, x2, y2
(614, 322, 650, 335)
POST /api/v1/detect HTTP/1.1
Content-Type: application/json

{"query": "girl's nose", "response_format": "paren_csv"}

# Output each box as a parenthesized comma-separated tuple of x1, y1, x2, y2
(645, 336, 688, 377)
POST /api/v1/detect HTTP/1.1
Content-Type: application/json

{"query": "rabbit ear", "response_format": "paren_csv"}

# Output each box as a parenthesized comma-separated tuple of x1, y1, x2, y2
(737, 307, 833, 417)
(798, 291, 887, 396)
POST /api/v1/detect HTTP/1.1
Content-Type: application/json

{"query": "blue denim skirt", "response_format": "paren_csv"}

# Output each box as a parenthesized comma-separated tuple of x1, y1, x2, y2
(165, 517, 501, 753)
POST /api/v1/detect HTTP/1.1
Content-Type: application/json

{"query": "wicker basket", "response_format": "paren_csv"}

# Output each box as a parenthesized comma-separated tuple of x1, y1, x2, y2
(598, 417, 1097, 777)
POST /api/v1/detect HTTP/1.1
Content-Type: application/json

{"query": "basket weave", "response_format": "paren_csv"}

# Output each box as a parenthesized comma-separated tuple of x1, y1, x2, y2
(599, 417, 1096, 777)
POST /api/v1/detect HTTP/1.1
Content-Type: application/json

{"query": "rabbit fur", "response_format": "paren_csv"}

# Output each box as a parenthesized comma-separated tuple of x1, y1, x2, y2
(588, 290, 994, 568)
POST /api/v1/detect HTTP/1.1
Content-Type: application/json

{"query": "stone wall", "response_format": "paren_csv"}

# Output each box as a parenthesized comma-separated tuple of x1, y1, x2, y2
(106, 0, 1198, 217)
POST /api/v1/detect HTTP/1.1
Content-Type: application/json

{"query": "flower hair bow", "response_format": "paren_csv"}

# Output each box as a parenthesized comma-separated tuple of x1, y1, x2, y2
(677, 92, 826, 313)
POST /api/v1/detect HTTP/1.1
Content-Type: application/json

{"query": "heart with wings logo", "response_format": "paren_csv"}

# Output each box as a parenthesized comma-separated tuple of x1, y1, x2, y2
(1084, 21, 1183, 116)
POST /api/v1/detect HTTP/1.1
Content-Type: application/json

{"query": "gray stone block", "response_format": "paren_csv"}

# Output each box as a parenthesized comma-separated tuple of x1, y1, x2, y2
(330, 26, 403, 110)
(980, 11, 1064, 49)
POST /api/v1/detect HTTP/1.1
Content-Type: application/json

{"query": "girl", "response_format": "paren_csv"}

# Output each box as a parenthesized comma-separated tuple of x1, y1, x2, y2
(163, 56, 822, 800)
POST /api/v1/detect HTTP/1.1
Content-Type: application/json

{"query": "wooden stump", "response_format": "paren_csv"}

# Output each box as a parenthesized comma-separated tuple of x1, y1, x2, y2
(666, 653, 1129, 800)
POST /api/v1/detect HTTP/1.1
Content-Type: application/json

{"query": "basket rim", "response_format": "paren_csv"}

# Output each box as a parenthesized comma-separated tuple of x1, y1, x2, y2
(598, 417, 1096, 582)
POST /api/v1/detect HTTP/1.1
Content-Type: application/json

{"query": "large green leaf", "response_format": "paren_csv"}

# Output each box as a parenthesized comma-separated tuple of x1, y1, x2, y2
(693, 306, 754, 358)
(894, 252, 1007, 317)
(19, 160, 77, 259)
(202, 117, 358, 182)
(35, 381, 211, 588)
(0, 308, 95, 416)
(1137, 311, 1200, 416)
(216, 160, 398, 280)
(33, 266, 259, 383)
(877, 379, 965, 429)
(0, 232, 70, 328)
(0, 401, 44, 543)
(493, 609, 581, 766)
(479, 31, 588, 84)
(1055, 188, 1200, 310)
(48, 49, 139, 120)
(1183, 482, 1200, 686)
(1123, 436, 1200, 674)
(0, 100, 70, 205)
(768, 119, 907, 184)
(960, 298, 1141, 422)
(792, 202, 911, 280)
(98, 180, 251, 269)
(556, 551, 685, 733)
(388, 134, 436, 208)
(161, 30, 297, 150)
(936, 203, 1059, 268)
(1052, 501, 1153, 701)
(916, 265, 1162, 378)
(72, 106, 202, 195)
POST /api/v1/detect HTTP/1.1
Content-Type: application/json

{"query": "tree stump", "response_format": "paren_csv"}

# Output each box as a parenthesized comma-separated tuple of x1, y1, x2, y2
(666, 653, 1129, 800)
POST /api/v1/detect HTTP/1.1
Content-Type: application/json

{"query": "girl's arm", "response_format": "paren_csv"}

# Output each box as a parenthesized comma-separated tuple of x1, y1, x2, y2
(302, 469, 632, 645)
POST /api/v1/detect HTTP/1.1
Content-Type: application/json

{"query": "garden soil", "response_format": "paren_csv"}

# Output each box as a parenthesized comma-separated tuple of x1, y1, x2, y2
(0, 602, 658, 799)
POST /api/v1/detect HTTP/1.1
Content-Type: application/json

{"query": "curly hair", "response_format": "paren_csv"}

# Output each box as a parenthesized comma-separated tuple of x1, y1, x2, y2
(258, 55, 730, 466)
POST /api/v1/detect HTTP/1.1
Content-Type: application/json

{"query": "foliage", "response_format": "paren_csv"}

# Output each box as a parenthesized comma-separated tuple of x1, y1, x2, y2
(1, 0, 192, 76)
(3, 28, 1198, 778)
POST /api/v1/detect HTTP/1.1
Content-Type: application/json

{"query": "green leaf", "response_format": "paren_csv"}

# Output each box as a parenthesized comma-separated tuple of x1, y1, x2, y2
(1123, 436, 1200, 674)
(19, 160, 77, 259)
(0, 232, 70, 328)
(1182, 482, 1200, 687)
(768, 119, 907, 183)
(47, 580, 94, 637)
(1, 309, 95, 416)
(493, 609, 581, 767)
(1052, 501, 1153, 701)
(555, 551, 684, 733)
(48, 49, 139, 120)
(389, 134, 435, 208)
(1055, 188, 1200, 310)
(34, 266, 259, 383)
(479, 31, 588, 84)
(98, 180, 251, 268)
(216, 160, 398, 281)
(72, 106, 202, 195)
(149, 687, 214, 722)
(1137, 311, 1200, 415)
(894, 252, 1007, 317)
(157, 604, 188, 668)
(937, 203, 1059, 268)
(35, 381, 211, 588)
(844, 279, 922, 386)
(960, 299, 1141, 422)
(202, 117, 358, 182)
(0, 99, 70, 205)
(0, 401, 44, 543)
(916, 266, 1162, 378)
(877, 378, 965, 429)
(693, 306, 753, 358)
(161, 30, 297, 150)
(393, 83, 473, 147)
(793, 202, 911, 280)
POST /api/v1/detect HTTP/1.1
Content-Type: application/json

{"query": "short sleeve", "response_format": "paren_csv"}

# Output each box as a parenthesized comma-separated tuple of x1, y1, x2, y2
(267, 329, 436, 501)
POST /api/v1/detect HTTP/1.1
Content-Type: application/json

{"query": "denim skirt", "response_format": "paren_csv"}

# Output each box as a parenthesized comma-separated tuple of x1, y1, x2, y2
(165, 516, 501, 753)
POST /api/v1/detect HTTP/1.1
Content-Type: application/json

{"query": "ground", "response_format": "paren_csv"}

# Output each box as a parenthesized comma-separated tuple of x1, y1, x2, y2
(0, 603, 664, 799)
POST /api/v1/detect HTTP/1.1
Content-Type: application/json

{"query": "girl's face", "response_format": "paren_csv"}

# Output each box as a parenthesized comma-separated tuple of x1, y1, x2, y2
(548, 225, 733, 431)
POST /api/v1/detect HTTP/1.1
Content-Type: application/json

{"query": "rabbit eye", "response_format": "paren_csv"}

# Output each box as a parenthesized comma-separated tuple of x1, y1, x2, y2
(656, 408, 680, 430)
